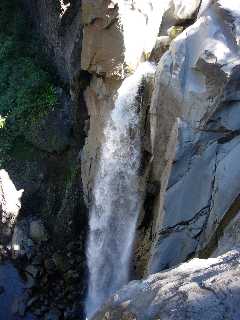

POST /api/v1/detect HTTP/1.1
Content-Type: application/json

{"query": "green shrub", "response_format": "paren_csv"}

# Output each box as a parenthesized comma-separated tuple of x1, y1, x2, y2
(0, 0, 57, 160)
(0, 116, 6, 129)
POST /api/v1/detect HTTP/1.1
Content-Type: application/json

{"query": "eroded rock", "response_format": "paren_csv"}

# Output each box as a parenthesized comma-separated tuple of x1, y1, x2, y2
(93, 248, 240, 320)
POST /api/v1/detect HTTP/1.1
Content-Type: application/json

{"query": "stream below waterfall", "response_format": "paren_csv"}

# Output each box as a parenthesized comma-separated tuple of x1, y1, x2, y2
(0, 262, 35, 320)
(85, 62, 155, 318)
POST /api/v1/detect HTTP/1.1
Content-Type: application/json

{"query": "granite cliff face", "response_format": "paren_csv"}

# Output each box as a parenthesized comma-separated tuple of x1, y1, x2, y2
(1, 0, 240, 319)
(148, 0, 240, 273)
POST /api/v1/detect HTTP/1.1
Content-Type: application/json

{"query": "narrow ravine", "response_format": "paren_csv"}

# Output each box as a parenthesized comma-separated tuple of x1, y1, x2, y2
(85, 62, 155, 318)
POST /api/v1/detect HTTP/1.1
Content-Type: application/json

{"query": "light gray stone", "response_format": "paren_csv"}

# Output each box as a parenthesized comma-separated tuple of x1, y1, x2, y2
(150, 229, 198, 273)
(93, 249, 240, 320)
(149, 140, 217, 272)
(164, 142, 217, 229)
(172, 0, 201, 20)
(211, 102, 240, 131)
(29, 220, 48, 242)
(11, 219, 34, 257)
(218, 0, 240, 46)
(150, 0, 240, 181)
(199, 137, 240, 251)
(149, 0, 240, 274)
(0, 170, 23, 244)
(81, 0, 168, 78)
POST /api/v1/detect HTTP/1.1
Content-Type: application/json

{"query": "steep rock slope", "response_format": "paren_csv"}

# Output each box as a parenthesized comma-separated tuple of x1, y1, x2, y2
(92, 248, 240, 320)
(148, 0, 240, 273)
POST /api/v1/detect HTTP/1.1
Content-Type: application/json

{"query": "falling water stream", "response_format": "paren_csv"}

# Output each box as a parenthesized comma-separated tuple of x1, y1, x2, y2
(86, 62, 155, 318)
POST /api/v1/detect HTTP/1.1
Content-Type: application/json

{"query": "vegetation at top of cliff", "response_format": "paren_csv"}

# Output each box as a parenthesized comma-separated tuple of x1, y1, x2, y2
(0, 0, 57, 163)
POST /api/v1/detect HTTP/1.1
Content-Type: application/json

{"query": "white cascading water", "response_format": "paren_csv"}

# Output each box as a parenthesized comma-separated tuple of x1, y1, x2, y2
(85, 62, 155, 318)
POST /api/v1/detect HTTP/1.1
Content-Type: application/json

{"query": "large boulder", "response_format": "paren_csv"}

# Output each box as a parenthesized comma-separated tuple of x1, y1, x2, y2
(148, 0, 240, 272)
(81, 0, 169, 79)
(172, 0, 201, 20)
(29, 219, 48, 242)
(93, 248, 240, 320)
(0, 170, 23, 244)
(150, 0, 240, 184)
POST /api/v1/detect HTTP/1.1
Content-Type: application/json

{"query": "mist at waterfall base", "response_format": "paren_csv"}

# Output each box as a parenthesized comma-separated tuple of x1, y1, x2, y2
(85, 62, 155, 318)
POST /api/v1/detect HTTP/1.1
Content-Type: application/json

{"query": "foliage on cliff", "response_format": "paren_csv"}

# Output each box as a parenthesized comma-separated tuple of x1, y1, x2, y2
(0, 0, 57, 163)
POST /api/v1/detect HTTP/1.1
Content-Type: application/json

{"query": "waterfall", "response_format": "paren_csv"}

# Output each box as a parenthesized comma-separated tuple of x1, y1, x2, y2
(85, 62, 155, 318)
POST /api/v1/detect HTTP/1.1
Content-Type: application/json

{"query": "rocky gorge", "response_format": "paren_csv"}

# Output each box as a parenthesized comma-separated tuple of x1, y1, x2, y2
(1, 0, 240, 319)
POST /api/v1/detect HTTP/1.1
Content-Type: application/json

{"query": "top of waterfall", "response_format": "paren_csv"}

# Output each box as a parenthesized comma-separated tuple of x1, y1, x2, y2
(117, 1, 170, 70)
(117, 62, 156, 97)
